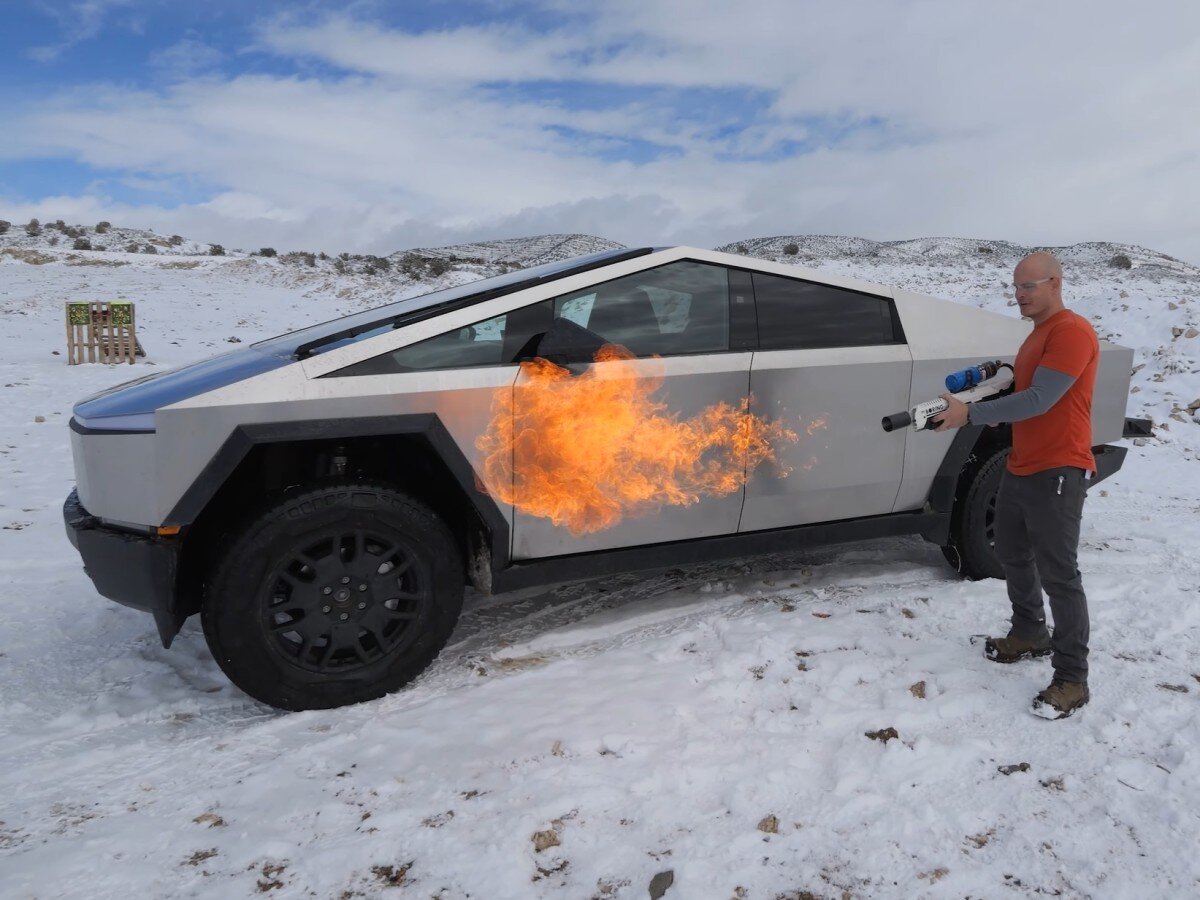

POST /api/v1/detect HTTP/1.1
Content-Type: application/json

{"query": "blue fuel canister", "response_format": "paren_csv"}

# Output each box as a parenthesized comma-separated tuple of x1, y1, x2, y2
(945, 360, 1000, 393)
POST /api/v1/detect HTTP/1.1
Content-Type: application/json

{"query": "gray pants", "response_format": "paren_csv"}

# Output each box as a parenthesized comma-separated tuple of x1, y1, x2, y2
(993, 466, 1090, 683)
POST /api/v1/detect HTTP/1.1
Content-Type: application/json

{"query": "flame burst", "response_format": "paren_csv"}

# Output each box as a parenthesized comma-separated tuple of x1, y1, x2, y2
(476, 346, 821, 536)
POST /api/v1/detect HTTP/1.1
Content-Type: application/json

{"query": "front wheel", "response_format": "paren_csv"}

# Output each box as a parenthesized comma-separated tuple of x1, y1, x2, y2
(202, 483, 464, 710)
(942, 447, 1008, 581)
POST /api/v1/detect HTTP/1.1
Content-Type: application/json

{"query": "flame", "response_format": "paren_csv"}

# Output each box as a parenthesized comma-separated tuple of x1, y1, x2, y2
(476, 345, 823, 535)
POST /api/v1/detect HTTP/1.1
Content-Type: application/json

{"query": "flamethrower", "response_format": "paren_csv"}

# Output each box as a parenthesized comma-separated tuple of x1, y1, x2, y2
(881, 361, 1014, 433)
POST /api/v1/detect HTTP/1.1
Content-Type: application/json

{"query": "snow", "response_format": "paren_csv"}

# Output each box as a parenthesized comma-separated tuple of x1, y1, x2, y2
(1, 235, 1199, 898)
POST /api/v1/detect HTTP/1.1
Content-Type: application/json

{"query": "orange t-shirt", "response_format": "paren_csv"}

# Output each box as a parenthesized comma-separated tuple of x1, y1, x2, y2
(1007, 309, 1099, 475)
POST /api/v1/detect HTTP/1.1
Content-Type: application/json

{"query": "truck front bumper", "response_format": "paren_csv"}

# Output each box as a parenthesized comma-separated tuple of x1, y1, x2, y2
(63, 489, 184, 647)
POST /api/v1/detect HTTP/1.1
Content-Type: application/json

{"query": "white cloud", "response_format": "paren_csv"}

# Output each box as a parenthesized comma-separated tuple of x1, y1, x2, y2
(148, 36, 224, 79)
(6, 1, 1200, 262)
(256, 15, 584, 83)
(27, 0, 138, 61)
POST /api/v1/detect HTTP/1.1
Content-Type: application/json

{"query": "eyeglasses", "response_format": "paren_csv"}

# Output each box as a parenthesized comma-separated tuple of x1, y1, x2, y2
(1011, 277, 1055, 292)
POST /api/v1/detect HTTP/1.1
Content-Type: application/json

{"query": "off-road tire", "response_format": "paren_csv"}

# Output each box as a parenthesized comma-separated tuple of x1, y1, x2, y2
(942, 447, 1008, 581)
(201, 482, 463, 710)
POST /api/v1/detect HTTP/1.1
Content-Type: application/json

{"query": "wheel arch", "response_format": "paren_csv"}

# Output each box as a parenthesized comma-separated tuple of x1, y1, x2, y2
(921, 422, 1012, 547)
(170, 415, 509, 626)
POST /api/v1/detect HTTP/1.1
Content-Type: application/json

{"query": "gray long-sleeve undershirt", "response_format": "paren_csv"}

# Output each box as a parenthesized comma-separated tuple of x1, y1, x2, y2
(967, 365, 1076, 427)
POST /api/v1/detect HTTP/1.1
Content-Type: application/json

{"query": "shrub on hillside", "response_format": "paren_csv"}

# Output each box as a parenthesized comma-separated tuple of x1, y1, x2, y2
(95, 221, 111, 234)
(26, 218, 41, 236)
(1109, 253, 1132, 269)
(399, 253, 424, 277)
(783, 242, 799, 256)
(169, 234, 184, 246)
(0, 220, 9, 235)
(126, 242, 140, 253)
(735, 244, 748, 254)
(362, 255, 390, 275)
(73, 237, 92, 250)
(143, 244, 158, 254)
(48, 235, 59, 246)
(977, 245, 992, 253)
(428, 258, 451, 277)
(258, 247, 277, 257)
(53, 219, 66, 230)
(63, 226, 81, 238)
(209, 244, 226, 256)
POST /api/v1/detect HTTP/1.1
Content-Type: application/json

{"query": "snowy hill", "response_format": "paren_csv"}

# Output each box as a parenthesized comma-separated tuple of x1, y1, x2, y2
(0, 217, 214, 257)
(717, 233, 1200, 279)
(397, 233, 624, 266)
(1, 224, 1199, 898)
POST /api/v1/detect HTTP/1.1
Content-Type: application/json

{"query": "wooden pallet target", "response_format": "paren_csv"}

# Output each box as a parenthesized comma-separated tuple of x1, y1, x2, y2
(65, 301, 144, 365)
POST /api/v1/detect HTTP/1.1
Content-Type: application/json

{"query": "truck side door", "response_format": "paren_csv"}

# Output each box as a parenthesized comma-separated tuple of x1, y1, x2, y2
(739, 271, 912, 532)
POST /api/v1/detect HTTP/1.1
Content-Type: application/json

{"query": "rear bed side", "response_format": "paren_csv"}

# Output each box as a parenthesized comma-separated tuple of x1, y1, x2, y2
(888, 290, 1135, 512)
(888, 291, 1030, 512)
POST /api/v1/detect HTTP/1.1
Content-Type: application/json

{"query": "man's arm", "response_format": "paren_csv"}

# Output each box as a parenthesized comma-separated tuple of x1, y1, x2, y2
(967, 365, 1076, 426)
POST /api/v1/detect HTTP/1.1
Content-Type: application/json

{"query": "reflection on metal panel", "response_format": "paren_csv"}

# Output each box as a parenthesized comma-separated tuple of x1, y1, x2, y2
(1093, 343, 1134, 445)
(71, 430, 158, 525)
(741, 345, 912, 531)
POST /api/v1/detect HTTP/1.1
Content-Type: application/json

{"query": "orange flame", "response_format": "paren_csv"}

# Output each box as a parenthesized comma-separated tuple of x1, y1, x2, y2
(476, 346, 822, 535)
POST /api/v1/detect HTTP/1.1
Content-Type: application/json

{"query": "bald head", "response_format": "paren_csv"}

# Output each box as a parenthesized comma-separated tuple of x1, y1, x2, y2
(1016, 251, 1063, 281)
(1013, 251, 1066, 324)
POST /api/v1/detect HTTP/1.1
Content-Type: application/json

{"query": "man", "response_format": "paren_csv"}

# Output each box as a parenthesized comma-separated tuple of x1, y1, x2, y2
(934, 250, 1099, 719)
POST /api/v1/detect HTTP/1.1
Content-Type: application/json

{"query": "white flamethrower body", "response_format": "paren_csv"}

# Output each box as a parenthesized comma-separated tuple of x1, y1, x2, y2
(881, 367, 1014, 432)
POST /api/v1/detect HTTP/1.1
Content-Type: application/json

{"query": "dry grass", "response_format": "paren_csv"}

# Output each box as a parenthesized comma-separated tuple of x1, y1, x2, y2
(1, 248, 55, 264)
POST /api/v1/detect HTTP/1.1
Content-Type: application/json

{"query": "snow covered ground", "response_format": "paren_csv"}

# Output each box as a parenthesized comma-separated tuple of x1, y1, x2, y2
(1, 238, 1198, 898)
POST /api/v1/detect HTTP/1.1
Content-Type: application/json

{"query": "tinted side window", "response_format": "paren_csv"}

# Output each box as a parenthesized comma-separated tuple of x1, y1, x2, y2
(333, 300, 552, 375)
(331, 260, 734, 376)
(751, 273, 898, 350)
(551, 261, 729, 358)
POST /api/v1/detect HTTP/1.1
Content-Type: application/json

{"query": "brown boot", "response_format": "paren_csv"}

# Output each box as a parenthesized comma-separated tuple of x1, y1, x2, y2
(984, 633, 1052, 664)
(1031, 679, 1090, 719)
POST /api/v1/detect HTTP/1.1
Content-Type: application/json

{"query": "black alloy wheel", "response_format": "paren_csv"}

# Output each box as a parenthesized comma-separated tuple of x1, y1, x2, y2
(264, 528, 431, 674)
(202, 483, 464, 710)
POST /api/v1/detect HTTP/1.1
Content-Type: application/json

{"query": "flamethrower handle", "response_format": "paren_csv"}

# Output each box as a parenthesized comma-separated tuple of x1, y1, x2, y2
(881, 365, 1014, 433)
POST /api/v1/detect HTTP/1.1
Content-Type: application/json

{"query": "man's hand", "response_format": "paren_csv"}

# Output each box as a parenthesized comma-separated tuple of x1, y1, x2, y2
(933, 393, 969, 431)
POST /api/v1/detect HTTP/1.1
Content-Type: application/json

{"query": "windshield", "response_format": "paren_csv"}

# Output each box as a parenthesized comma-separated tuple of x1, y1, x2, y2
(252, 247, 650, 359)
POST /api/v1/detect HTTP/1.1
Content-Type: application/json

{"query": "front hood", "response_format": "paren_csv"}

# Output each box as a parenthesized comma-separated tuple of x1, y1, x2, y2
(73, 346, 293, 431)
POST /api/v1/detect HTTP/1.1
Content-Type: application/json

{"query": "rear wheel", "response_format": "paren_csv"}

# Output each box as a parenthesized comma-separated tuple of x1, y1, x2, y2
(942, 447, 1008, 581)
(202, 482, 463, 710)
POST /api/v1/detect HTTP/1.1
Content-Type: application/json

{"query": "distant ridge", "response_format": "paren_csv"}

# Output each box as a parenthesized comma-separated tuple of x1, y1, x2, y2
(714, 235, 1199, 276)
(3, 217, 1195, 278)
(395, 233, 625, 267)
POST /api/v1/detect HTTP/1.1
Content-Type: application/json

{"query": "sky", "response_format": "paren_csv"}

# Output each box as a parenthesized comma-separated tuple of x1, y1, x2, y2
(1, 1, 1198, 263)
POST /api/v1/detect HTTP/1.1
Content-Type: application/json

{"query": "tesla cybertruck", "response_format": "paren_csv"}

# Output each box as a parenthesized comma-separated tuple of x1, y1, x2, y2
(64, 246, 1138, 709)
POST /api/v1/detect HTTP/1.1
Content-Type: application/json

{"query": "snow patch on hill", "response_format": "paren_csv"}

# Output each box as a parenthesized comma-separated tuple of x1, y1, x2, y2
(398, 233, 625, 266)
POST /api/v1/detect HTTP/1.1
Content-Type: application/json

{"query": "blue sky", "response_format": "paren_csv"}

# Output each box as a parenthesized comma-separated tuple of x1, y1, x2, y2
(2, 1, 1199, 262)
